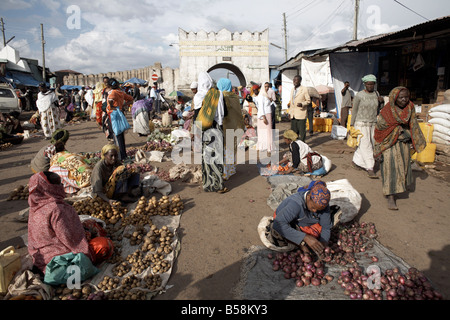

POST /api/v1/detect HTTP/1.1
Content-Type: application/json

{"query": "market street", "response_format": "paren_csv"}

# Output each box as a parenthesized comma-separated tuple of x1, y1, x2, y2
(1, 112, 449, 299)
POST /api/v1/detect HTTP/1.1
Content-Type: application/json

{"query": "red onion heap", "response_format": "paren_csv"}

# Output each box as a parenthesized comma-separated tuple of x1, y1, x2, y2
(268, 221, 443, 299)
(269, 250, 333, 287)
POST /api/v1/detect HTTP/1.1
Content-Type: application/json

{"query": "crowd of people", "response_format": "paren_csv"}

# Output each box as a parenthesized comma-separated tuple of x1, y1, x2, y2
(3, 69, 427, 288)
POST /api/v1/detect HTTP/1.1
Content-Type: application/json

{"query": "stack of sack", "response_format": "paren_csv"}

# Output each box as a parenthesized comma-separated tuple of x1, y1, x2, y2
(428, 90, 450, 146)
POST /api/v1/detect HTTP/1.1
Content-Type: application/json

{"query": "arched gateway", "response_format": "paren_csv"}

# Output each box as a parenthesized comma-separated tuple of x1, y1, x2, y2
(178, 28, 269, 90)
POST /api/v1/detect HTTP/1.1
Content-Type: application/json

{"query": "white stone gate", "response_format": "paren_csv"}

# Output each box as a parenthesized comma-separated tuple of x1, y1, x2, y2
(178, 28, 269, 89)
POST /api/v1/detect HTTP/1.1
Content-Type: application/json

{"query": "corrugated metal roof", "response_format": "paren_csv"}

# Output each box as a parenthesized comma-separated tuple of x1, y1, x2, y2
(277, 14, 450, 68)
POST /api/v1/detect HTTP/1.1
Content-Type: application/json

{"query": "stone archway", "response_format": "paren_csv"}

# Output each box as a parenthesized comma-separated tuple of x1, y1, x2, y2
(207, 63, 246, 87)
(177, 28, 269, 90)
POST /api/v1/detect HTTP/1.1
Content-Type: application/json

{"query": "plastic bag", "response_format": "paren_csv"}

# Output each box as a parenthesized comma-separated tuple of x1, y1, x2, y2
(347, 126, 363, 148)
(110, 108, 130, 135)
(43, 253, 99, 286)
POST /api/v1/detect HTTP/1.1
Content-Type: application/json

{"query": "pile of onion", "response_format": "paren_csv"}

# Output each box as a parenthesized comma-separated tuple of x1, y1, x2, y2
(321, 221, 378, 266)
(337, 264, 443, 300)
(268, 250, 334, 287)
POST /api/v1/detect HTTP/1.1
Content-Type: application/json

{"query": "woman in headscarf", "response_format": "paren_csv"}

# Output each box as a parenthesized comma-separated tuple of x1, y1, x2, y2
(90, 144, 141, 204)
(218, 78, 245, 181)
(374, 87, 426, 210)
(131, 98, 153, 136)
(195, 72, 229, 193)
(277, 130, 323, 175)
(272, 180, 332, 255)
(36, 83, 62, 140)
(106, 78, 134, 160)
(30, 129, 70, 173)
(27, 171, 113, 278)
(350, 74, 381, 178)
(255, 82, 274, 153)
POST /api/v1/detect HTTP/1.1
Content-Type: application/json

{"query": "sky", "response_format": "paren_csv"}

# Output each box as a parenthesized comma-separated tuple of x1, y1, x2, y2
(1, 0, 450, 76)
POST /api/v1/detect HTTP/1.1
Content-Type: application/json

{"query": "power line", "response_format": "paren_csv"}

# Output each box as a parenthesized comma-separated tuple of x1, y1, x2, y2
(286, 0, 321, 20)
(287, 0, 347, 57)
(392, 0, 430, 21)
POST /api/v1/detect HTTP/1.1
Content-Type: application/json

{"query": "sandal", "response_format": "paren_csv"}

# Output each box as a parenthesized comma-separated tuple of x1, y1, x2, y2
(217, 187, 230, 194)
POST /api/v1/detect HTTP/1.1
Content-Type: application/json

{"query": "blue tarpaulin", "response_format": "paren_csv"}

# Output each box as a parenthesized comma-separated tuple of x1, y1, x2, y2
(124, 77, 147, 85)
(60, 85, 83, 91)
(5, 70, 44, 87)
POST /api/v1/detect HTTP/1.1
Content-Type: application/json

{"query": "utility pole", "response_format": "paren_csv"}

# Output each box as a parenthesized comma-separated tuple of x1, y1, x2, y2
(1, 18, 6, 47)
(41, 23, 46, 83)
(282, 12, 288, 61)
(353, 0, 360, 41)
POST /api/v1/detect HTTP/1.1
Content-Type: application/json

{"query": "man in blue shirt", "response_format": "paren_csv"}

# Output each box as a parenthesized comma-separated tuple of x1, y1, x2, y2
(272, 181, 332, 255)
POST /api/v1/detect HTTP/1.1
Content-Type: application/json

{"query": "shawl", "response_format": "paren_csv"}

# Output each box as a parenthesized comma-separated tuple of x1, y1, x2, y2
(27, 172, 92, 272)
(374, 86, 426, 157)
(194, 72, 213, 110)
(131, 98, 153, 119)
(36, 90, 57, 113)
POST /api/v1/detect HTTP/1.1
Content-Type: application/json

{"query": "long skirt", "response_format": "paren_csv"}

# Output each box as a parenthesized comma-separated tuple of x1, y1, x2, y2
(352, 122, 376, 170)
(380, 140, 412, 196)
(133, 111, 151, 135)
(256, 113, 273, 153)
(202, 123, 225, 192)
(40, 106, 62, 138)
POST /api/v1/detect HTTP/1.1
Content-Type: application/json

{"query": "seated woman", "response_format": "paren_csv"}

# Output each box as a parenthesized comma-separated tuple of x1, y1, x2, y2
(30, 129, 70, 173)
(90, 144, 141, 205)
(278, 130, 323, 175)
(271, 181, 332, 255)
(27, 171, 114, 282)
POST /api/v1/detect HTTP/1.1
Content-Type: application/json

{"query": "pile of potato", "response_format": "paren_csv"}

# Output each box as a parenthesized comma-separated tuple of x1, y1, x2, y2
(66, 194, 184, 299)
(0, 142, 13, 151)
(7, 185, 29, 201)
(73, 197, 128, 225)
(133, 195, 184, 217)
(97, 276, 121, 291)
(112, 261, 132, 277)
(53, 284, 96, 300)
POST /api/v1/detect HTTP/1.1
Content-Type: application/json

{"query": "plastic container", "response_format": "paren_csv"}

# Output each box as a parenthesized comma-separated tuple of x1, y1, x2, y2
(413, 143, 436, 163)
(419, 122, 434, 144)
(0, 246, 22, 294)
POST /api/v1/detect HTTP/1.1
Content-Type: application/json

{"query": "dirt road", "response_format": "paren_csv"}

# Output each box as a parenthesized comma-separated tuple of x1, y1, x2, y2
(1, 112, 449, 300)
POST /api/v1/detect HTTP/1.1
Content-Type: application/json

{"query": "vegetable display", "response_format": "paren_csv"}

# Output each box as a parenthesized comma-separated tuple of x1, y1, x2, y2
(269, 221, 443, 300)
(63, 194, 184, 300)
(7, 184, 29, 201)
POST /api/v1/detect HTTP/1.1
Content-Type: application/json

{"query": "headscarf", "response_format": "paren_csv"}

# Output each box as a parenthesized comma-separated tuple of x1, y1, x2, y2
(217, 78, 232, 92)
(190, 82, 198, 89)
(50, 129, 70, 144)
(283, 129, 298, 141)
(362, 74, 377, 83)
(373, 86, 426, 157)
(28, 172, 66, 209)
(250, 84, 260, 97)
(101, 144, 119, 159)
(194, 72, 213, 110)
(93, 81, 105, 103)
(298, 181, 330, 210)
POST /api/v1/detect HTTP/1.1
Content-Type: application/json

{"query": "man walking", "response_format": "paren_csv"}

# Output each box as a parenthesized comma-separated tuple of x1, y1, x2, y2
(288, 75, 311, 142)
(340, 81, 352, 128)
